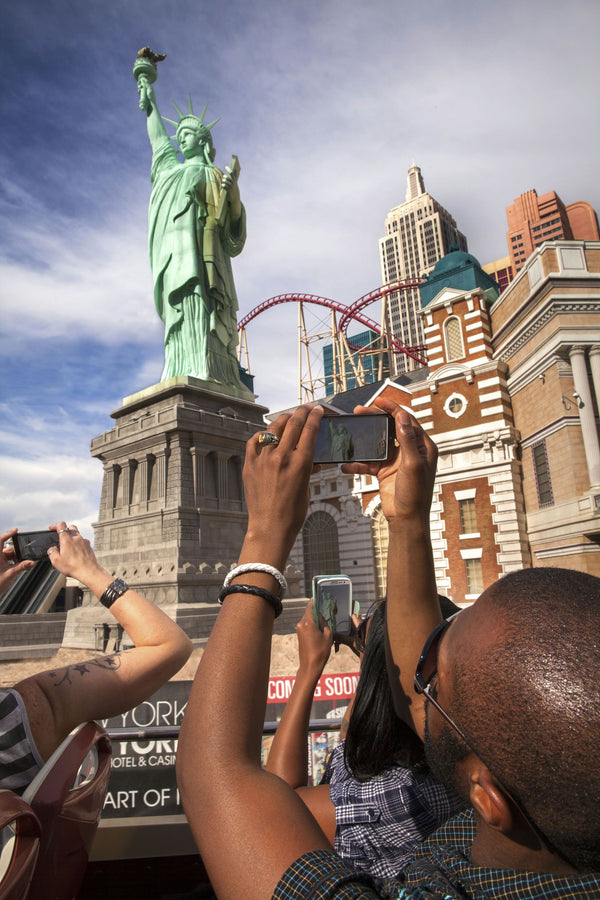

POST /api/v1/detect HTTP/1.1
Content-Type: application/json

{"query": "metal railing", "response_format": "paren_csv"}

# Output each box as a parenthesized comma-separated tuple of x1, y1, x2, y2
(106, 719, 341, 742)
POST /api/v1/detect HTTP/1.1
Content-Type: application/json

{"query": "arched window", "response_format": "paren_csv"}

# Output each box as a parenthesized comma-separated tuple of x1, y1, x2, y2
(444, 316, 464, 361)
(370, 507, 389, 601)
(302, 511, 340, 597)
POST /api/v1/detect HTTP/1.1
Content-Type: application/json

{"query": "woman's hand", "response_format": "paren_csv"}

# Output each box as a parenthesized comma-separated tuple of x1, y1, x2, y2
(341, 400, 437, 531)
(0, 528, 35, 593)
(296, 600, 333, 678)
(46, 522, 107, 588)
(242, 405, 323, 565)
(333, 611, 366, 658)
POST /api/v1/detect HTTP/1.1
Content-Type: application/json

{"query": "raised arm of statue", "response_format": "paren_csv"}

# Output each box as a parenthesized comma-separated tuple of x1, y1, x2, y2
(133, 50, 170, 154)
(137, 76, 169, 152)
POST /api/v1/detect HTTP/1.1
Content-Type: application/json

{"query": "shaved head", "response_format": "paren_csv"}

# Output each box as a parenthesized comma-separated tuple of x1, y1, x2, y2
(439, 567, 600, 870)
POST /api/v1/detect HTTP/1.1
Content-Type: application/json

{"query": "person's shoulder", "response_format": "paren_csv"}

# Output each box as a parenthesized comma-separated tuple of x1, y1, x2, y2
(273, 848, 383, 900)
(273, 847, 460, 900)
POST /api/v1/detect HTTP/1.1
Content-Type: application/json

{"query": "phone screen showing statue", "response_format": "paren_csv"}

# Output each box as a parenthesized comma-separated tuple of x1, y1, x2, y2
(314, 414, 391, 463)
(316, 578, 352, 635)
(13, 531, 60, 562)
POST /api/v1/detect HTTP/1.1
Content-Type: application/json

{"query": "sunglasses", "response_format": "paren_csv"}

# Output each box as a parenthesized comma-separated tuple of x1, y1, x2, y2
(414, 614, 573, 866)
(414, 614, 470, 744)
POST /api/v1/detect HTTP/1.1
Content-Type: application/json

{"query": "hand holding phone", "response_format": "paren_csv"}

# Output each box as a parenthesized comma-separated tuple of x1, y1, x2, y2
(312, 575, 353, 635)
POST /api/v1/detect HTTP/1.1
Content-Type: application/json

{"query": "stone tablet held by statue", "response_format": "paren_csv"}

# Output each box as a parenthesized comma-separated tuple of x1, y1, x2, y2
(134, 48, 248, 392)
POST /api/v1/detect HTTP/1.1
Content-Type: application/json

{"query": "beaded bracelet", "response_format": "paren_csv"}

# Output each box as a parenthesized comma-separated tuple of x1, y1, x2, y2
(99, 577, 129, 609)
(223, 563, 287, 598)
(218, 583, 283, 618)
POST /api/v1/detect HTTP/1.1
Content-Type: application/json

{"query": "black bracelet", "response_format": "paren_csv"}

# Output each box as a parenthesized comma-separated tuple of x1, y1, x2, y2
(99, 577, 129, 609)
(218, 583, 283, 618)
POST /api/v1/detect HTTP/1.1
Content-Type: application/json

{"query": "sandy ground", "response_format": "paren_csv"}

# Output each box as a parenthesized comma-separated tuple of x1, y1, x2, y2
(0, 633, 360, 687)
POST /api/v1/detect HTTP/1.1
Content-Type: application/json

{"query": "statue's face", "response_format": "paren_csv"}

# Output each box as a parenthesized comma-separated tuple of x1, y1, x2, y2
(178, 127, 205, 159)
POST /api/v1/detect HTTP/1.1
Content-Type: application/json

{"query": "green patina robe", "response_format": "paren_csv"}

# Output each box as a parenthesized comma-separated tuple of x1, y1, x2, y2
(149, 138, 246, 385)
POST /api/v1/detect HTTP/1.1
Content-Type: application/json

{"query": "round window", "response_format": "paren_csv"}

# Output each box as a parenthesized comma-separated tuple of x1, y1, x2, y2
(444, 393, 467, 419)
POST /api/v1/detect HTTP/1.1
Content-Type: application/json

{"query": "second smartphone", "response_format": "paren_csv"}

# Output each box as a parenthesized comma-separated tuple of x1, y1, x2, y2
(312, 574, 353, 635)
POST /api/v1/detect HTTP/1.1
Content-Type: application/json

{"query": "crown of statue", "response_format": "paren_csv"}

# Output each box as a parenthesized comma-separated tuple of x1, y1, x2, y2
(163, 97, 219, 143)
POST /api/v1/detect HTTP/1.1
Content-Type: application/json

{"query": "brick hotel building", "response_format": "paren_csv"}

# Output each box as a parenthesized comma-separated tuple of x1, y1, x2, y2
(287, 241, 600, 607)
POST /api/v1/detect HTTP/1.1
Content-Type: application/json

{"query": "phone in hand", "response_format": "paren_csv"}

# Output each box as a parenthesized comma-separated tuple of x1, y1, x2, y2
(312, 575, 353, 635)
(314, 413, 394, 464)
(12, 530, 59, 562)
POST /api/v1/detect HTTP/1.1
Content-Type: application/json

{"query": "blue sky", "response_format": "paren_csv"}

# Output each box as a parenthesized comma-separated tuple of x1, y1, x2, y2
(1, 0, 599, 539)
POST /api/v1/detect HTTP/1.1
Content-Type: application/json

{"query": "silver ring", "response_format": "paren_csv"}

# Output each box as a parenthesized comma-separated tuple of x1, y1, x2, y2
(257, 432, 280, 446)
(57, 528, 69, 534)
(47, 547, 57, 555)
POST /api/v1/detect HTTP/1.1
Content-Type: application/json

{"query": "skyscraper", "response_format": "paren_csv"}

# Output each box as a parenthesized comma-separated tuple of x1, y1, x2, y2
(506, 188, 599, 274)
(379, 165, 468, 374)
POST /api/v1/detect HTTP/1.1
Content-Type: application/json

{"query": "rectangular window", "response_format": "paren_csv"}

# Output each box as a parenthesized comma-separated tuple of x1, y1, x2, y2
(459, 498, 478, 534)
(465, 558, 484, 595)
(533, 441, 553, 506)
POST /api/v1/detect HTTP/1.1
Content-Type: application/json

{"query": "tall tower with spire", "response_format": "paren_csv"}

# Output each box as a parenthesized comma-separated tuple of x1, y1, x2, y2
(379, 165, 468, 374)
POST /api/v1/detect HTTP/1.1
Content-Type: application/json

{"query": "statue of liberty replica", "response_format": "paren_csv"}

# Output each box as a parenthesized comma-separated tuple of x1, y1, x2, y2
(74, 49, 295, 645)
(134, 48, 249, 394)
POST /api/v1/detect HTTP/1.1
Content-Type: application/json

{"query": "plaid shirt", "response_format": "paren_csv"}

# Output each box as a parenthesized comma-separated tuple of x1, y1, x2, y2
(322, 741, 464, 887)
(274, 811, 600, 900)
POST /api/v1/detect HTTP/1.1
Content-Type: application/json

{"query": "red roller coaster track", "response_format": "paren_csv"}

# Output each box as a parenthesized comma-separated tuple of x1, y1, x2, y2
(237, 280, 427, 366)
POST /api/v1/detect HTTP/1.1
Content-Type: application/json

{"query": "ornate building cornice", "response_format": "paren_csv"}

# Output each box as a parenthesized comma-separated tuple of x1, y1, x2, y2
(495, 298, 600, 364)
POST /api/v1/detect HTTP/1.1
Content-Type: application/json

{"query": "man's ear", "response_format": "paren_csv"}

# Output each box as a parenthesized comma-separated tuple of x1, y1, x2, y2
(468, 761, 514, 833)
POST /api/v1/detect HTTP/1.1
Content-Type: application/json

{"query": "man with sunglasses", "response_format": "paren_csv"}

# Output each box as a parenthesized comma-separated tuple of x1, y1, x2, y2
(343, 398, 600, 896)
(177, 403, 600, 900)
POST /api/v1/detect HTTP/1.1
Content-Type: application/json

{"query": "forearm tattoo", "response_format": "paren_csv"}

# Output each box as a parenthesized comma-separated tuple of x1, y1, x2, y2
(47, 654, 123, 687)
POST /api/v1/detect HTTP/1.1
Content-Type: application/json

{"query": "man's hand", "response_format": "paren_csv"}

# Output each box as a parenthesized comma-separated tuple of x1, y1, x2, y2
(46, 522, 106, 586)
(341, 399, 437, 531)
(0, 528, 35, 594)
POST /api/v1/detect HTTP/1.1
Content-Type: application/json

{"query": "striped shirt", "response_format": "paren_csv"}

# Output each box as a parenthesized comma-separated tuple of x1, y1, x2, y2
(0, 689, 44, 794)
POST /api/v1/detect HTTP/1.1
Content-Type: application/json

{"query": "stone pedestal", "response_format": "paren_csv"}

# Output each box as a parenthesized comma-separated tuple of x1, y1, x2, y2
(85, 377, 273, 610)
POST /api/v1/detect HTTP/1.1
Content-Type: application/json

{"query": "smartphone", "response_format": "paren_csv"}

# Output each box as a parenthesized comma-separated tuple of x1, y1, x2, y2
(312, 575, 353, 635)
(314, 413, 394, 464)
(12, 530, 59, 562)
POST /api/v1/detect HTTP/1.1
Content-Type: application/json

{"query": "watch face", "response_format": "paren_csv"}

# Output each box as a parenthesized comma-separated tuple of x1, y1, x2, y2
(444, 393, 467, 419)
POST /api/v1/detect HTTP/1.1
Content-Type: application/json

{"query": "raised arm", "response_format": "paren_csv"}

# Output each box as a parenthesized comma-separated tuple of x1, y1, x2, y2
(177, 406, 342, 900)
(342, 401, 441, 739)
(266, 600, 333, 787)
(14, 523, 193, 761)
(265, 600, 337, 844)
(137, 77, 170, 154)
